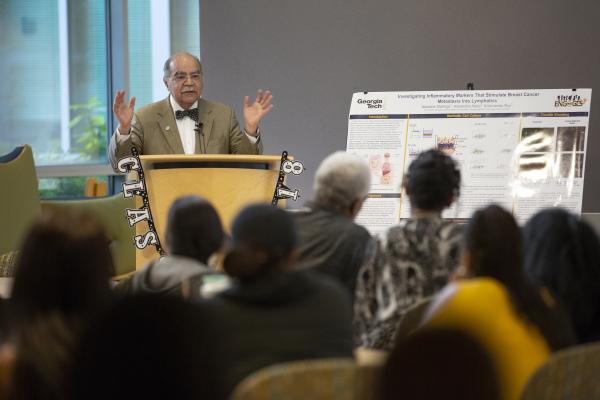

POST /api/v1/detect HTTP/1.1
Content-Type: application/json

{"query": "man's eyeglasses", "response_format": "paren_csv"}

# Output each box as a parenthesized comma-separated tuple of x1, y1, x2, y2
(171, 72, 202, 82)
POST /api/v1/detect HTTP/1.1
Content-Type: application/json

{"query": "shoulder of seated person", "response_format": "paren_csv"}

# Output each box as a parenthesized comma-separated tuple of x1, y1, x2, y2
(354, 221, 371, 236)
(297, 269, 345, 290)
(443, 277, 505, 296)
(424, 283, 460, 320)
(302, 271, 352, 303)
(430, 278, 506, 313)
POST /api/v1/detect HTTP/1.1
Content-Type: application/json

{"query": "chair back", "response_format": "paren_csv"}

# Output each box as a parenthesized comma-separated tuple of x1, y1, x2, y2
(41, 194, 136, 276)
(520, 341, 600, 400)
(231, 358, 381, 400)
(0, 145, 41, 255)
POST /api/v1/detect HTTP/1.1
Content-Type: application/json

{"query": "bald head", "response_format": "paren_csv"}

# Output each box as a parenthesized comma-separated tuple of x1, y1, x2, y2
(163, 52, 203, 80)
(162, 52, 204, 109)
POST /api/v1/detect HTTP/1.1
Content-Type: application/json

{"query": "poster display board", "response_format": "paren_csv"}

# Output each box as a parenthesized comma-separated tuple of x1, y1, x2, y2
(346, 89, 592, 235)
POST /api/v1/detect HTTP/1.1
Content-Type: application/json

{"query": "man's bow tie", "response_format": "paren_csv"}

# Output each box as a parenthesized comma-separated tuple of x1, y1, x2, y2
(175, 108, 199, 122)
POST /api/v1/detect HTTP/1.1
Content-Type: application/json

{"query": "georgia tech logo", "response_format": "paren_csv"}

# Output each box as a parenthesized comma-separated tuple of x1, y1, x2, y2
(555, 94, 587, 107)
(357, 98, 383, 109)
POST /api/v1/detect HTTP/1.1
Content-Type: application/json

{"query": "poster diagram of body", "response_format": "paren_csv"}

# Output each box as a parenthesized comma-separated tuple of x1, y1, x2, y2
(347, 89, 592, 234)
(347, 114, 406, 235)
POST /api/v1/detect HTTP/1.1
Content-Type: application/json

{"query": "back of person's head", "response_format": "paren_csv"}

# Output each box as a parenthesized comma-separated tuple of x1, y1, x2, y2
(523, 208, 600, 343)
(404, 149, 460, 211)
(223, 204, 297, 282)
(464, 204, 574, 350)
(313, 151, 370, 215)
(463, 204, 523, 284)
(69, 294, 224, 400)
(380, 328, 499, 400)
(10, 209, 113, 330)
(166, 195, 225, 265)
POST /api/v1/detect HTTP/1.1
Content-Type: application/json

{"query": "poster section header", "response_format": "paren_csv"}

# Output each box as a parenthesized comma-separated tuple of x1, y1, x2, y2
(349, 89, 592, 115)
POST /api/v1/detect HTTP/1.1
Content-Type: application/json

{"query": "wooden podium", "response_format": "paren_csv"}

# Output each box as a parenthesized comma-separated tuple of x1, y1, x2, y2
(135, 154, 282, 269)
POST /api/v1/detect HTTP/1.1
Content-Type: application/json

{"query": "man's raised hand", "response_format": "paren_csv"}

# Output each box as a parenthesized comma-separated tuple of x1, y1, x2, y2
(113, 90, 136, 135)
(243, 89, 273, 136)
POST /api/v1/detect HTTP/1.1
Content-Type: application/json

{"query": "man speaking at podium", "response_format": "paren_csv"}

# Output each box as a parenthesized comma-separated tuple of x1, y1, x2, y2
(108, 52, 273, 170)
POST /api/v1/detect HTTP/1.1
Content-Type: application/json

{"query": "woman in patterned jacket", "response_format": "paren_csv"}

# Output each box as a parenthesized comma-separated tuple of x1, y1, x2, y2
(354, 149, 462, 350)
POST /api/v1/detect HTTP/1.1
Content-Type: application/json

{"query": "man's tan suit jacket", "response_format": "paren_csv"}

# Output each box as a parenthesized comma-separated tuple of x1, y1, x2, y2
(108, 97, 262, 169)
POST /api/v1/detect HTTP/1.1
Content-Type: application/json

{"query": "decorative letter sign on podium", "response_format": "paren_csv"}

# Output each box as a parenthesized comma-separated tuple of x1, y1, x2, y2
(118, 150, 299, 269)
(271, 151, 305, 205)
(117, 148, 165, 256)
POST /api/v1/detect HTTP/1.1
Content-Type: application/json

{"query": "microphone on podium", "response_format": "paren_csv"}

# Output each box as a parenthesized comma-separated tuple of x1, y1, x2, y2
(195, 121, 206, 154)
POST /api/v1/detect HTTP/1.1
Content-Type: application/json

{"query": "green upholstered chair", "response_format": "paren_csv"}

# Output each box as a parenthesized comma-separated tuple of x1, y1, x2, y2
(0, 251, 19, 278)
(0, 145, 42, 256)
(231, 358, 381, 400)
(41, 194, 136, 277)
(0, 145, 136, 278)
(520, 341, 600, 400)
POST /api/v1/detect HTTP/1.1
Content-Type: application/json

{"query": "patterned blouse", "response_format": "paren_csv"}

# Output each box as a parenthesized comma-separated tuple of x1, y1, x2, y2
(354, 216, 463, 350)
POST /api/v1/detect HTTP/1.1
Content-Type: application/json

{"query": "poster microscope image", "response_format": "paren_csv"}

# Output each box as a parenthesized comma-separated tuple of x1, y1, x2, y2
(346, 89, 592, 235)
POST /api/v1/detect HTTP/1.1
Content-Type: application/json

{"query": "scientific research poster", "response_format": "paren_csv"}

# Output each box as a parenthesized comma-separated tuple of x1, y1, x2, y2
(346, 89, 592, 234)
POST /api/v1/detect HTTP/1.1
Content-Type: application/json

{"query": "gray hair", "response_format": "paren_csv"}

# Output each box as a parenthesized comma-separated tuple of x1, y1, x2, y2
(163, 52, 203, 80)
(313, 151, 371, 210)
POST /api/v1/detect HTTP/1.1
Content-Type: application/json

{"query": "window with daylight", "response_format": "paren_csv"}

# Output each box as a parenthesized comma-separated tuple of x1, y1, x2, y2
(0, 0, 200, 198)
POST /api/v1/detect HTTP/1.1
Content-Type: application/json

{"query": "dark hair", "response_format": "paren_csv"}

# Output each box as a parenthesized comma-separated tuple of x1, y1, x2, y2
(8, 210, 114, 400)
(223, 204, 297, 282)
(69, 295, 224, 400)
(9, 313, 76, 400)
(10, 210, 113, 330)
(166, 196, 224, 265)
(405, 149, 460, 211)
(523, 208, 600, 343)
(464, 205, 574, 350)
(381, 328, 499, 400)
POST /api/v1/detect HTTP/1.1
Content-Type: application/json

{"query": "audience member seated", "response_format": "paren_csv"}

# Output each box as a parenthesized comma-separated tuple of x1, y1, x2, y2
(380, 328, 500, 400)
(4, 210, 114, 400)
(354, 149, 462, 350)
(290, 151, 372, 301)
(424, 205, 574, 400)
(197, 204, 354, 394)
(523, 208, 600, 344)
(69, 294, 225, 400)
(115, 196, 229, 300)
